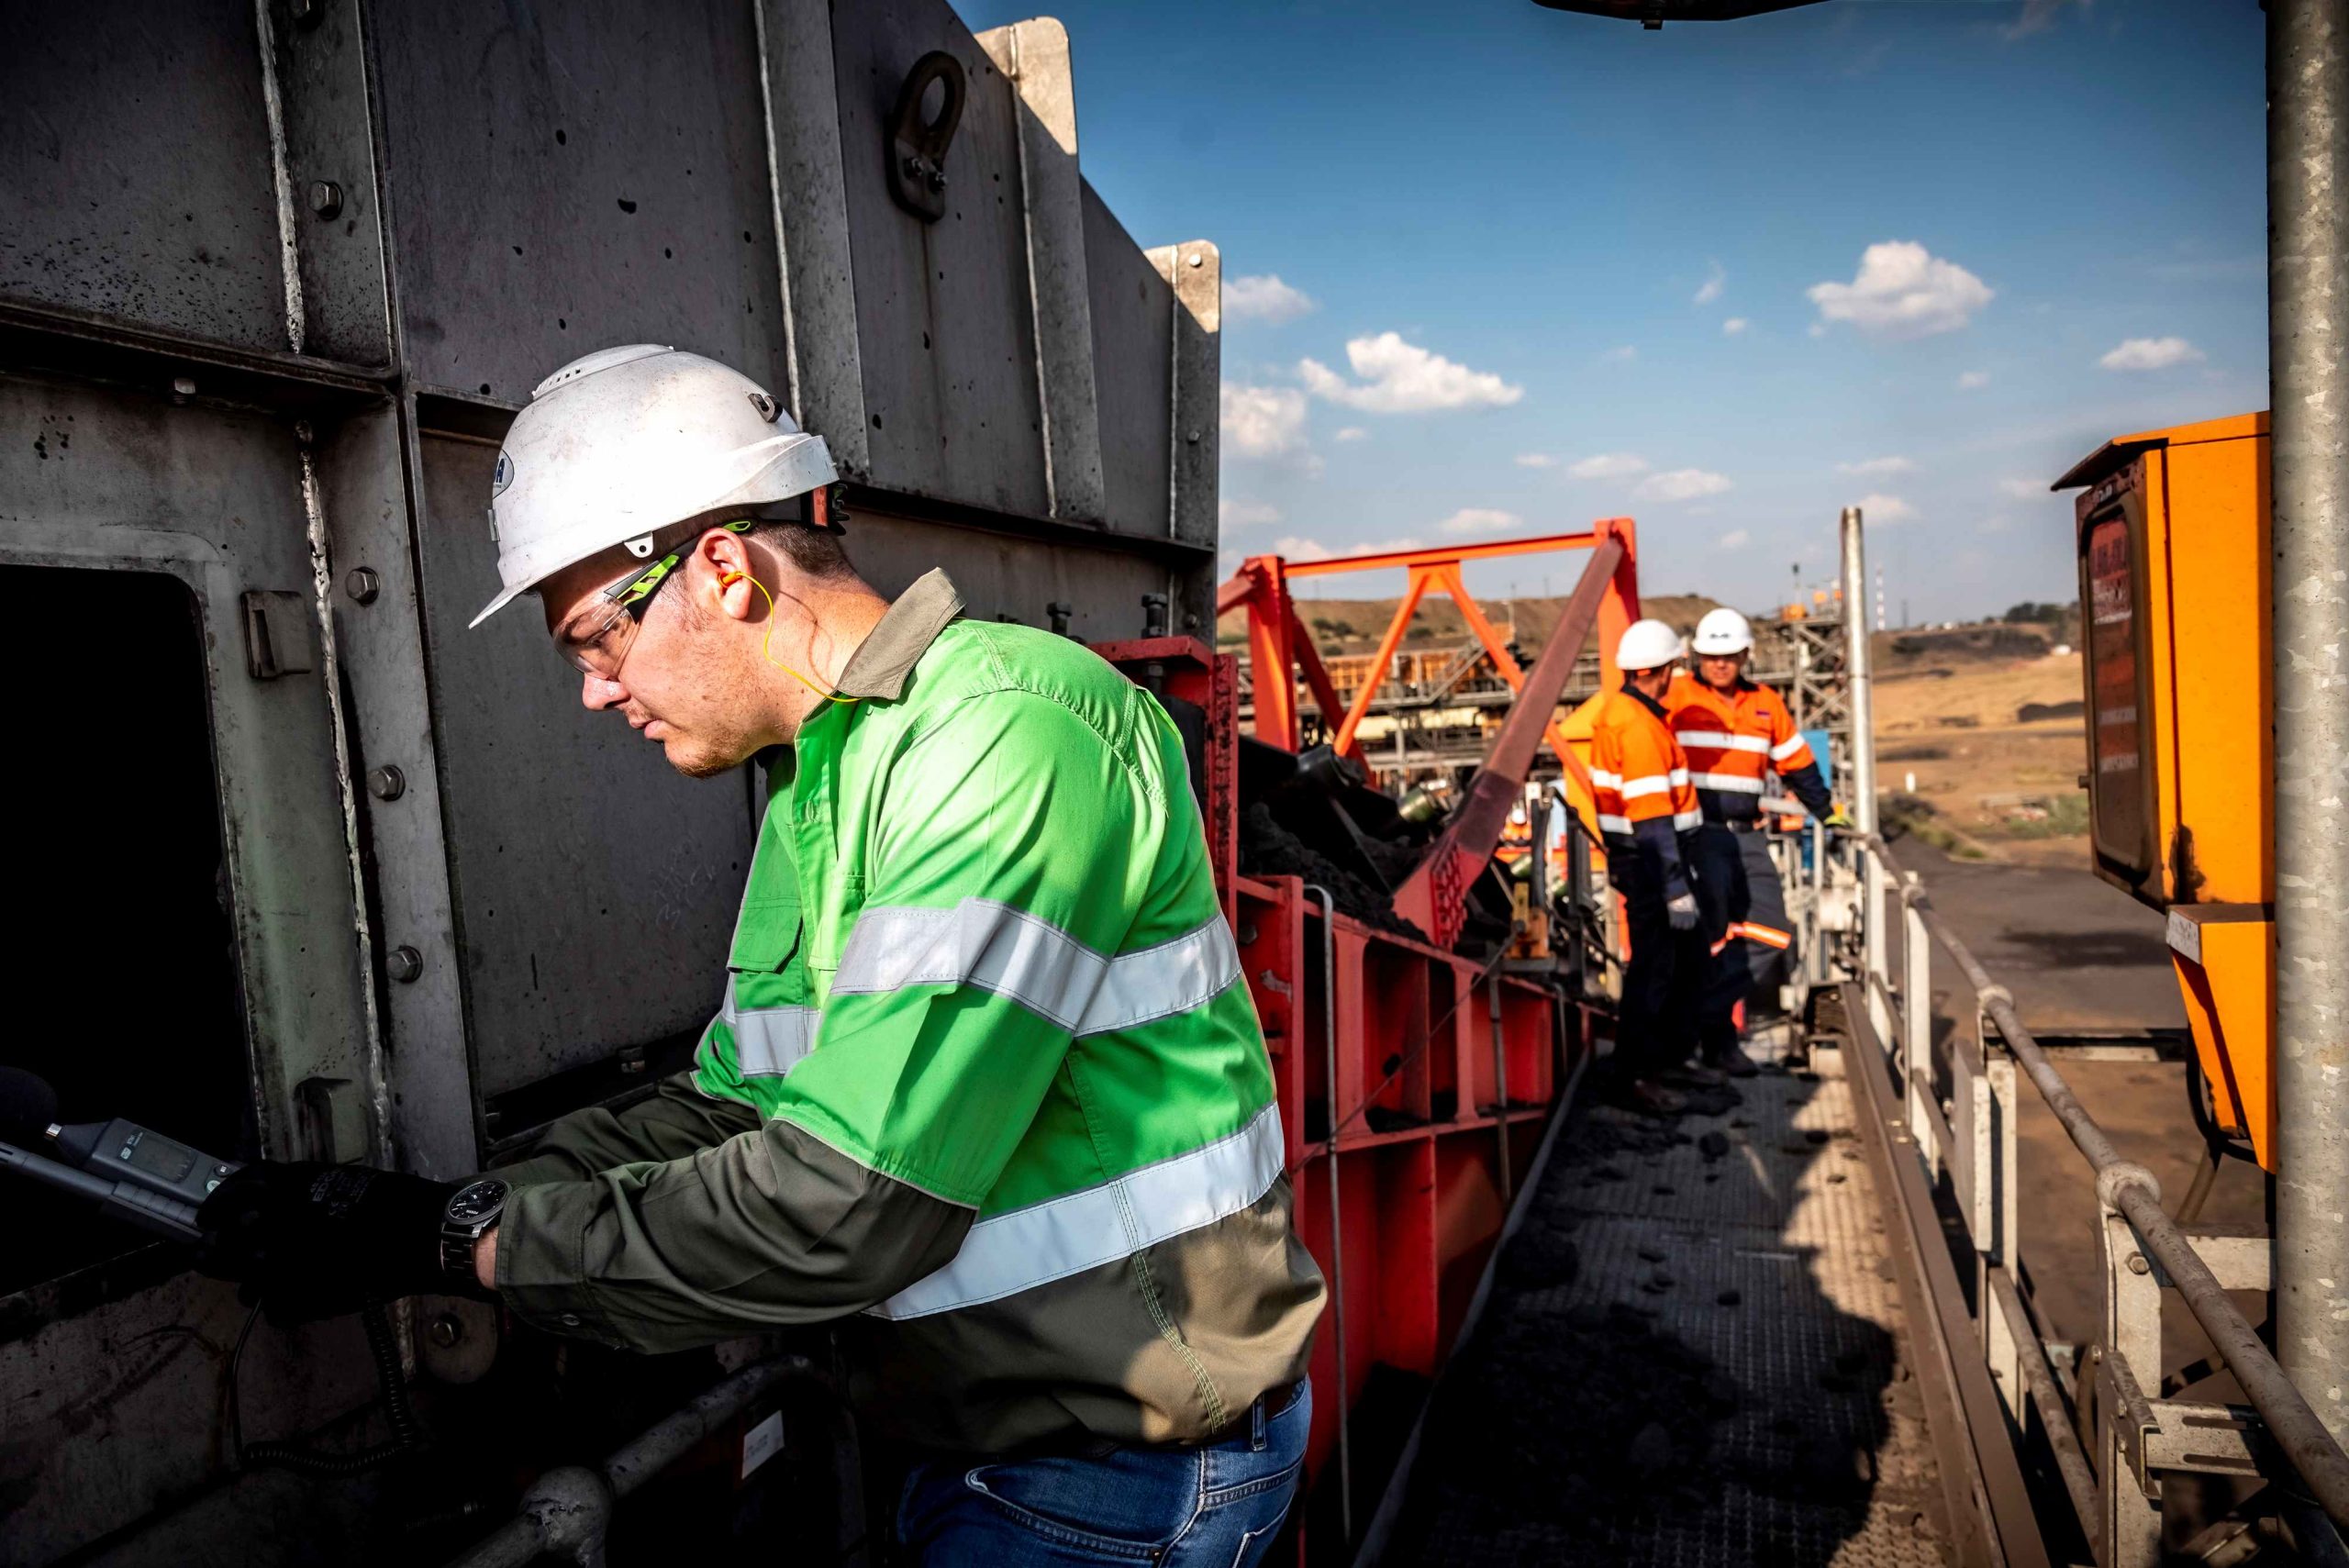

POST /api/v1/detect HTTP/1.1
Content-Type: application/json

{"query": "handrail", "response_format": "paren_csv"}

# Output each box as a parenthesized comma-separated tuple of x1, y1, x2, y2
(1860, 832, 2349, 1534)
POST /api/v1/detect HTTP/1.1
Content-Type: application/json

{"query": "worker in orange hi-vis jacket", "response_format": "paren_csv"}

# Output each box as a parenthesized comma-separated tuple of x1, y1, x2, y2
(1665, 607, 1849, 1077)
(1591, 618, 1707, 1117)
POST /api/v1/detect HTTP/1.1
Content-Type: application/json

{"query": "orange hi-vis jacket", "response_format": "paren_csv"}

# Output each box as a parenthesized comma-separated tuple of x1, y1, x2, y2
(1664, 673, 1833, 825)
(1591, 684, 1703, 897)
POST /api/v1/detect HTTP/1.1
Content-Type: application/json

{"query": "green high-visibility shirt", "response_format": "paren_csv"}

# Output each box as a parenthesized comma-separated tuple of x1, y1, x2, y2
(494, 570, 1323, 1452)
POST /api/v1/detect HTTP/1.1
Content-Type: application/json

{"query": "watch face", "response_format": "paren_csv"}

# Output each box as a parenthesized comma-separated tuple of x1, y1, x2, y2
(446, 1178, 509, 1226)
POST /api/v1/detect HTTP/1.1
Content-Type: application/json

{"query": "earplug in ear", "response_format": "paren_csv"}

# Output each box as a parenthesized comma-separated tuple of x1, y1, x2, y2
(721, 570, 854, 706)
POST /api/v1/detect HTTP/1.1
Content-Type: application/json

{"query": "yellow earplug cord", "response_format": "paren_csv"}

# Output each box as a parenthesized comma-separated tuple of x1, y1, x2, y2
(719, 571, 857, 705)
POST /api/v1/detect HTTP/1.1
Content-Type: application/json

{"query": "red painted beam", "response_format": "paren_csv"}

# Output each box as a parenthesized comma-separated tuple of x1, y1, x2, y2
(1392, 537, 1627, 947)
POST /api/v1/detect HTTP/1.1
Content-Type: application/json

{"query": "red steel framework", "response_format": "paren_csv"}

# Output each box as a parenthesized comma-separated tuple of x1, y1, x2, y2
(1091, 523, 1642, 1557)
(1217, 520, 1641, 774)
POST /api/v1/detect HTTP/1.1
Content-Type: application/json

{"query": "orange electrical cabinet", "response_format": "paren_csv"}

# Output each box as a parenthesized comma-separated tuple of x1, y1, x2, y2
(2054, 412, 2277, 1167)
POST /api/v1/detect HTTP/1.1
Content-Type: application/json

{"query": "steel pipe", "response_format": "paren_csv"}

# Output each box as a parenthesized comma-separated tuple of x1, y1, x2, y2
(1987, 1266, 2100, 1559)
(2269, 0, 2349, 1451)
(1865, 836, 2349, 1534)
(1840, 508, 1888, 1042)
(441, 1356, 818, 1568)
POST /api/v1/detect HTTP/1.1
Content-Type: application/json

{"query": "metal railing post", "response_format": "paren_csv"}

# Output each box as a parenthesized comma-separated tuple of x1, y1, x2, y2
(1839, 507, 1888, 1044)
(1807, 818, 1827, 988)
(2098, 1204, 2166, 1567)
(1901, 876, 1935, 1166)
(2268, 0, 2349, 1451)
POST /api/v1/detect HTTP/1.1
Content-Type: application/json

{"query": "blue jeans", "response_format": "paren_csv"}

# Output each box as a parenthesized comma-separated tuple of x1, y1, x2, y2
(896, 1380, 1309, 1566)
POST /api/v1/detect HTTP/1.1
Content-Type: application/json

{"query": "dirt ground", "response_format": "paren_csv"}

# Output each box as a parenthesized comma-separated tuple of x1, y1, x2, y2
(1871, 638, 2090, 868)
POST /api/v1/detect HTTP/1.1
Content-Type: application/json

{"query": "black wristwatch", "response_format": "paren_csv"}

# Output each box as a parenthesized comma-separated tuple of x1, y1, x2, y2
(439, 1177, 509, 1287)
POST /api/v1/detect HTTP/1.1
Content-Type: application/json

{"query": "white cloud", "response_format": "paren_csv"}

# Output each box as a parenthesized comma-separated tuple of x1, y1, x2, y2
(1439, 507, 1524, 537)
(1854, 493, 1917, 522)
(1722, 317, 1749, 336)
(1223, 273, 1318, 325)
(1333, 427, 1368, 442)
(1839, 455, 1915, 476)
(1568, 451, 1651, 481)
(1220, 498, 1283, 528)
(1514, 452, 1558, 469)
(1599, 344, 1639, 363)
(1220, 383, 1309, 459)
(1694, 261, 1726, 306)
(2099, 336, 2205, 372)
(1808, 241, 1994, 339)
(1634, 468, 1734, 503)
(1979, 515, 2016, 534)
(1997, 477, 2046, 499)
(1297, 332, 1522, 414)
(1956, 370, 1992, 390)
(1717, 528, 1751, 550)
(2003, 0, 2084, 41)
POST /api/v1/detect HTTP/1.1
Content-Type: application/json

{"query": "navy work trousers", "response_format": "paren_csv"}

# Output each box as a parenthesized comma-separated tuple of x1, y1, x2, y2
(1688, 823, 1796, 1053)
(1609, 844, 1704, 1076)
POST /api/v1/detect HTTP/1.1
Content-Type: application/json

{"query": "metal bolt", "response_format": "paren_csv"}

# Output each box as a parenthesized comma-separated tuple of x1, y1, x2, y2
(427, 1314, 463, 1349)
(366, 764, 406, 801)
(1186, 253, 1204, 268)
(344, 566, 380, 604)
(2127, 1252, 2152, 1276)
(926, 169, 948, 193)
(388, 945, 423, 983)
(1186, 428, 1201, 444)
(170, 376, 196, 403)
(308, 180, 343, 219)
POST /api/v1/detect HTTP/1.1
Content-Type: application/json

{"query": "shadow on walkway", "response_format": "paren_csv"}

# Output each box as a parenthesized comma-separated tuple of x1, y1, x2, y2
(1383, 1051, 1953, 1566)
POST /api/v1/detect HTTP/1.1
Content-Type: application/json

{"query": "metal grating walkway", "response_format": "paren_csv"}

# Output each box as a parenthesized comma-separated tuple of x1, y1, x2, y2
(1383, 1042, 1957, 1566)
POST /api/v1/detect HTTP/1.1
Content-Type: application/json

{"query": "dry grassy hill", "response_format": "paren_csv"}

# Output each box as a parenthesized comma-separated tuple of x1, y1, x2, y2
(1871, 624, 2090, 865)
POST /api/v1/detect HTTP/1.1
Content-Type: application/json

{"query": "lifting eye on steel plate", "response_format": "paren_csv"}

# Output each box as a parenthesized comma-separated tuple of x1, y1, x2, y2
(885, 50, 966, 223)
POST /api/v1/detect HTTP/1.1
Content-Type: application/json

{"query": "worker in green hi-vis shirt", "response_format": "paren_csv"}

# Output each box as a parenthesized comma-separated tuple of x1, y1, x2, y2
(195, 346, 1325, 1565)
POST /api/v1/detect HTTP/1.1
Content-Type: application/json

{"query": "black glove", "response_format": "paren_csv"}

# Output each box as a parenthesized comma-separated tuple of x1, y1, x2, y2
(195, 1162, 458, 1321)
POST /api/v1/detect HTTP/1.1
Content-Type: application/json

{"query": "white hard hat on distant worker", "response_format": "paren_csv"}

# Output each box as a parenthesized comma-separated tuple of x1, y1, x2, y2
(1614, 618, 1687, 672)
(469, 344, 838, 628)
(1691, 607, 1755, 656)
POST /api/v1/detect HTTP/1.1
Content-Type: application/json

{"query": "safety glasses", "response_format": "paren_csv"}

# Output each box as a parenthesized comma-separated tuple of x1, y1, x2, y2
(552, 520, 755, 677)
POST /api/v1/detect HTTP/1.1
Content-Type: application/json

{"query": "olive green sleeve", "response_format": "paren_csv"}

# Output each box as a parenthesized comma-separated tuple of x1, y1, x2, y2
(490, 1072, 761, 1188)
(491, 1116, 974, 1353)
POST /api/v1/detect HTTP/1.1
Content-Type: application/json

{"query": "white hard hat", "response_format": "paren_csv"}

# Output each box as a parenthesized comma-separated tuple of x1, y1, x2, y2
(1692, 606, 1755, 655)
(1615, 617, 1687, 672)
(468, 344, 838, 628)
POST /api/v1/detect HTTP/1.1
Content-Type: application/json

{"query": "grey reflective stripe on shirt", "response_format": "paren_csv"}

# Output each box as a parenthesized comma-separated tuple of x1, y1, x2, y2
(830, 901, 1241, 1038)
(1675, 729, 1770, 752)
(1691, 772, 1766, 794)
(734, 1007, 820, 1077)
(864, 1100, 1286, 1319)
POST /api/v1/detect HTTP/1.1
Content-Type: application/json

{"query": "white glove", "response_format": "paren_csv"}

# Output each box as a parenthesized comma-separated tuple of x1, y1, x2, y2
(1666, 893, 1699, 931)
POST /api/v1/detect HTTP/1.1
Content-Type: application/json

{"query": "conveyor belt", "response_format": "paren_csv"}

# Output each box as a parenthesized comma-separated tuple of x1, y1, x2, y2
(1382, 1039, 1958, 1566)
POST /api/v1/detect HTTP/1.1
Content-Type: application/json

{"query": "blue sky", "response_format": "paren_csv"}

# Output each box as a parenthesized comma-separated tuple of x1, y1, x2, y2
(955, 0, 2268, 624)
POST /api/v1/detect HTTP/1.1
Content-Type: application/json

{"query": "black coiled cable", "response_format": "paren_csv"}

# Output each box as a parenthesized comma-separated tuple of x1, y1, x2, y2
(228, 1296, 429, 1474)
